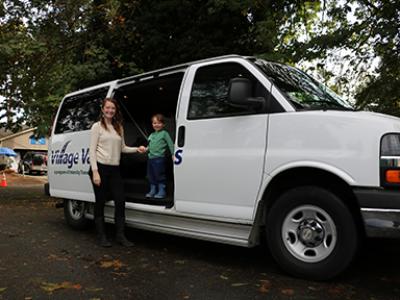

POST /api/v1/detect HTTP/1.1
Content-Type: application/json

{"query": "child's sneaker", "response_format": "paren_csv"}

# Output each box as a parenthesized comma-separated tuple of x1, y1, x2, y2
(146, 184, 157, 198)
(154, 183, 166, 199)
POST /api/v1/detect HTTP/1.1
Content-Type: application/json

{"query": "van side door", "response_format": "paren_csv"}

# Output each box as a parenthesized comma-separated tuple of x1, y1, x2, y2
(174, 59, 272, 220)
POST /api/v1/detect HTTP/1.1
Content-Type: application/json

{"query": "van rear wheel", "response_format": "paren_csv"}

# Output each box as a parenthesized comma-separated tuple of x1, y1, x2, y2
(64, 199, 90, 230)
(266, 186, 358, 280)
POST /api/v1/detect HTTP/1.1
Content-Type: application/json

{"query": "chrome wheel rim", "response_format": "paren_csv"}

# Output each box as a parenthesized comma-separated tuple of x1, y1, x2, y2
(68, 200, 85, 220)
(282, 205, 337, 263)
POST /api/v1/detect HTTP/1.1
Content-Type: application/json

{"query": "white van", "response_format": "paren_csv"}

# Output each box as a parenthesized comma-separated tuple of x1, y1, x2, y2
(48, 54, 400, 279)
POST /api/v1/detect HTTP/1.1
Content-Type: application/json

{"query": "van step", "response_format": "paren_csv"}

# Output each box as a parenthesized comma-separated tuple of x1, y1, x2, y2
(123, 179, 174, 195)
(125, 192, 174, 208)
(123, 179, 148, 193)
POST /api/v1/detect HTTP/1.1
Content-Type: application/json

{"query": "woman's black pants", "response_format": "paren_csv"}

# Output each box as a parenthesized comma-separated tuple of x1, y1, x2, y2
(89, 163, 126, 233)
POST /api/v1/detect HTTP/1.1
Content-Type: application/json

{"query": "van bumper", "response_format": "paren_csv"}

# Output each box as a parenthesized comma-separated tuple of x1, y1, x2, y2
(354, 188, 400, 238)
(32, 165, 47, 172)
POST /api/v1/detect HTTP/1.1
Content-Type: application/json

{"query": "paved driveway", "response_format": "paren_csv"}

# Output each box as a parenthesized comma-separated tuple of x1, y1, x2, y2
(0, 179, 400, 299)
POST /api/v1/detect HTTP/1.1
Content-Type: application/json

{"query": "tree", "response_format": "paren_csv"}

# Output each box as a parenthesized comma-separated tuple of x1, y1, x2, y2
(287, 0, 400, 115)
(351, 1, 400, 115)
(0, 0, 142, 134)
(0, 0, 332, 134)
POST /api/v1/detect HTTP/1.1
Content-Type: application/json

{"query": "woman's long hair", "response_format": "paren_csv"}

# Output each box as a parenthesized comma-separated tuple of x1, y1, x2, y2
(100, 98, 123, 136)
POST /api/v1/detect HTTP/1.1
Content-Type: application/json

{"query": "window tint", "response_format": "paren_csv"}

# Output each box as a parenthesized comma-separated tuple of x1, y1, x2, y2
(188, 63, 268, 119)
(54, 87, 108, 134)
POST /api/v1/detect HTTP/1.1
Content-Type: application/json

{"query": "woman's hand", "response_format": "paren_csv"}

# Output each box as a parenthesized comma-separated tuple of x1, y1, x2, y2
(138, 146, 147, 153)
(92, 170, 101, 186)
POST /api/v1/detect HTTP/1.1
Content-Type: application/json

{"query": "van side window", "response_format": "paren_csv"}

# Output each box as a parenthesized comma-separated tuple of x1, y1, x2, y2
(54, 87, 108, 134)
(188, 63, 268, 119)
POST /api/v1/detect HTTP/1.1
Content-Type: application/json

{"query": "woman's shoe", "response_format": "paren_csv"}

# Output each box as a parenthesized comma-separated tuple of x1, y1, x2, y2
(98, 235, 112, 247)
(95, 217, 112, 247)
(116, 234, 134, 247)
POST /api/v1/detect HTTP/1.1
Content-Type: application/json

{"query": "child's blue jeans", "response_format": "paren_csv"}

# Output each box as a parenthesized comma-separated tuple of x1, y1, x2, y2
(147, 157, 166, 184)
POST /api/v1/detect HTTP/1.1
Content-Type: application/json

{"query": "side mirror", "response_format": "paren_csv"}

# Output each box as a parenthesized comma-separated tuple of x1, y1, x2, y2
(228, 78, 252, 105)
(228, 78, 266, 109)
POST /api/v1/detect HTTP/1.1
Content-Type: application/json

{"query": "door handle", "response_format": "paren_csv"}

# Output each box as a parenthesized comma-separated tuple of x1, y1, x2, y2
(177, 126, 185, 147)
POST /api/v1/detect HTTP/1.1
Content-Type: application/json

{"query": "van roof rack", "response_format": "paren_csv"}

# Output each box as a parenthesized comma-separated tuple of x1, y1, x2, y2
(117, 54, 251, 85)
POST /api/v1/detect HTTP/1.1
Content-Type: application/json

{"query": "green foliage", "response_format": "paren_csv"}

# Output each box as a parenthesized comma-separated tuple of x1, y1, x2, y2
(291, 0, 400, 115)
(0, 0, 141, 135)
(1, 0, 318, 135)
(1, 0, 399, 136)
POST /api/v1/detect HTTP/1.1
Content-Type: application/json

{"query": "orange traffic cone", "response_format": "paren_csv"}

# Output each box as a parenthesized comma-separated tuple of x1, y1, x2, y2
(1, 172, 7, 187)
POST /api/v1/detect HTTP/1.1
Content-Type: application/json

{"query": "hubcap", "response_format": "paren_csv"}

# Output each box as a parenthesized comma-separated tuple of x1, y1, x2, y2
(297, 219, 325, 247)
(282, 205, 337, 263)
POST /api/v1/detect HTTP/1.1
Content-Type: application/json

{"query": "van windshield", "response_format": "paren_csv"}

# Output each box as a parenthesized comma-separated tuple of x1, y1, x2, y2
(253, 59, 354, 111)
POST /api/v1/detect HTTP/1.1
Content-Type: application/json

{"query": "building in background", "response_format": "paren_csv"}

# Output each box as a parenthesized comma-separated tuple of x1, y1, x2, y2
(0, 128, 48, 172)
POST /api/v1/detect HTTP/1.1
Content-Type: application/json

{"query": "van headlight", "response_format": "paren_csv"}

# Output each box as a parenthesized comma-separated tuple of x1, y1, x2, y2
(380, 133, 400, 186)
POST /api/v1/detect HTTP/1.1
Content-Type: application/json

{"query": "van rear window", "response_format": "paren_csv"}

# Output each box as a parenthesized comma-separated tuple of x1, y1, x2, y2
(54, 87, 109, 134)
(32, 153, 46, 165)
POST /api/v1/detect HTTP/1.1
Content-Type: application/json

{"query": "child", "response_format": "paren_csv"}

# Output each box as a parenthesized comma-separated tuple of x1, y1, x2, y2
(144, 114, 174, 199)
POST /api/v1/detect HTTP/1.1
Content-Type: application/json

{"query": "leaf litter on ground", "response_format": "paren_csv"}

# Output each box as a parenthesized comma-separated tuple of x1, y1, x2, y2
(40, 281, 82, 293)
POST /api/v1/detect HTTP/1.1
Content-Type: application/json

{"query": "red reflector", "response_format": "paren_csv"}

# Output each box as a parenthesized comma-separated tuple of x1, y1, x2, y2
(386, 170, 400, 183)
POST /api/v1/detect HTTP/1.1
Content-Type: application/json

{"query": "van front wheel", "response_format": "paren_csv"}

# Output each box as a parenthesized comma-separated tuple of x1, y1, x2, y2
(64, 199, 90, 230)
(266, 186, 358, 280)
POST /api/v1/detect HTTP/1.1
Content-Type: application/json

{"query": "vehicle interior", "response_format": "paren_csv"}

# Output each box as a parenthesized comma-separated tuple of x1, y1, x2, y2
(113, 71, 184, 207)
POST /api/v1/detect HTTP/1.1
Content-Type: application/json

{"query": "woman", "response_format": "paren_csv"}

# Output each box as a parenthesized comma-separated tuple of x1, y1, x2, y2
(89, 97, 143, 247)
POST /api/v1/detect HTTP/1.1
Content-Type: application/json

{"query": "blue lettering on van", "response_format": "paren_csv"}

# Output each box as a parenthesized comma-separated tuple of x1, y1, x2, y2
(81, 148, 90, 164)
(174, 149, 183, 165)
(50, 141, 90, 169)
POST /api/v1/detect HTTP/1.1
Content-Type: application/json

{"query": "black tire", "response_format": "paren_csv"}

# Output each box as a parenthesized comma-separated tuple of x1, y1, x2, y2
(266, 186, 358, 280)
(64, 199, 90, 230)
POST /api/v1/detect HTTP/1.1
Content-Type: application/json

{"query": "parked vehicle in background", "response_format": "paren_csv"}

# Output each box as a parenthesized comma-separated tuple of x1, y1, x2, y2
(0, 147, 17, 171)
(18, 151, 47, 175)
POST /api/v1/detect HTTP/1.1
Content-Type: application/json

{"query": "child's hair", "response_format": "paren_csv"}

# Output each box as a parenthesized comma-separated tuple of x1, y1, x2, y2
(151, 113, 165, 124)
